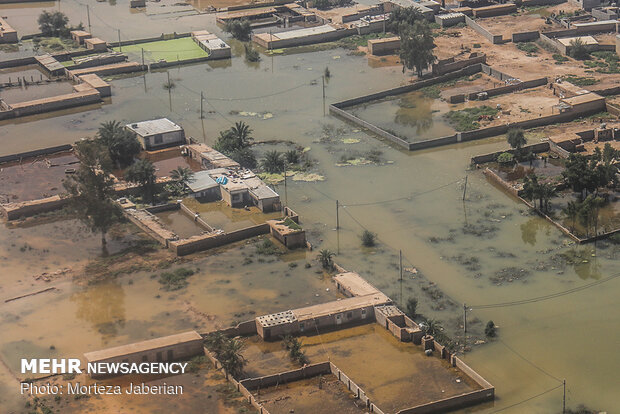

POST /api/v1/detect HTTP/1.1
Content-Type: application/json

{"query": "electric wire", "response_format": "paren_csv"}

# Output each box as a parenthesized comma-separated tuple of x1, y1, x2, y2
(497, 339, 563, 383)
(488, 384, 563, 414)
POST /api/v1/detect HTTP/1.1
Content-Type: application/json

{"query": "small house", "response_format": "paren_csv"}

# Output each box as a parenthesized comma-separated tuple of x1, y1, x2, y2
(85, 37, 107, 52)
(70, 30, 92, 45)
(186, 170, 221, 200)
(126, 118, 186, 150)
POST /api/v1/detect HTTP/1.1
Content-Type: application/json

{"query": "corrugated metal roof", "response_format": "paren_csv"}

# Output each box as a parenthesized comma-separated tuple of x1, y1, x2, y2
(126, 118, 183, 137)
(187, 170, 218, 192)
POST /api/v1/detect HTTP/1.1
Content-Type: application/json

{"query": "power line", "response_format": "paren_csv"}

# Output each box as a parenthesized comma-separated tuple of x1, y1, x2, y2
(489, 384, 563, 413)
(498, 339, 563, 383)
(342, 179, 462, 207)
(471, 272, 620, 309)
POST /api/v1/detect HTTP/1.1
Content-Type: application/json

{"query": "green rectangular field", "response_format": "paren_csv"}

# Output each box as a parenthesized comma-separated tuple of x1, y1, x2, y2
(113, 37, 209, 63)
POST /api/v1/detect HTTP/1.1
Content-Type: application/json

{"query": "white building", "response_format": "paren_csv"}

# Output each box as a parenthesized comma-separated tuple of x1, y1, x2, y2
(126, 118, 186, 150)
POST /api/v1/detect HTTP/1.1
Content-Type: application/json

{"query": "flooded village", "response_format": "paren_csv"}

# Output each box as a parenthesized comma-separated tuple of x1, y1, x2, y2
(0, 0, 619, 412)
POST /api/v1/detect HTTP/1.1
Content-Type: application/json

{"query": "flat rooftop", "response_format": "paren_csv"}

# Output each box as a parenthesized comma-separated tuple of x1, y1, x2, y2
(187, 170, 219, 192)
(292, 293, 390, 322)
(333, 272, 380, 297)
(126, 118, 183, 137)
(271, 24, 335, 41)
(84, 331, 202, 362)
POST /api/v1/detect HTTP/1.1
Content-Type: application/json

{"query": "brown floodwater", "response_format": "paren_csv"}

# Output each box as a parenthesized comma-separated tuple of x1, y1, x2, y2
(1, 1, 619, 413)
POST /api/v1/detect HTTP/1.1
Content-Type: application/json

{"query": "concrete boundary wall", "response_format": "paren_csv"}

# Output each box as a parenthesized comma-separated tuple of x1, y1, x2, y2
(170, 223, 270, 255)
(464, 15, 503, 44)
(512, 31, 540, 42)
(240, 362, 331, 389)
(0, 144, 72, 164)
(471, 142, 549, 164)
(0, 195, 68, 220)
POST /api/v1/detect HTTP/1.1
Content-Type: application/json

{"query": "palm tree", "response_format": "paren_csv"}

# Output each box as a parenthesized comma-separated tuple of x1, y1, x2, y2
(422, 319, 442, 337)
(317, 249, 335, 270)
(97, 120, 141, 168)
(170, 167, 194, 187)
(539, 182, 556, 213)
(284, 150, 300, 165)
(204, 332, 227, 356)
(219, 338, 245, 379)
(125, 159, 157, 203)
(230, 121, 253, 148)
(261, 150, 285, 173)
(564, 200, 580, 232)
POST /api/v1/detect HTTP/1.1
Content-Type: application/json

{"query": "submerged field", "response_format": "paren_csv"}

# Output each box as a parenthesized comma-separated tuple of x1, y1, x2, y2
(114, 37, 209, 63)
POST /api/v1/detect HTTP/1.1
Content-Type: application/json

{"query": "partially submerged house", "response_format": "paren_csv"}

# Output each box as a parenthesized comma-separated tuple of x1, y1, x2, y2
(126, 118, 186, 150)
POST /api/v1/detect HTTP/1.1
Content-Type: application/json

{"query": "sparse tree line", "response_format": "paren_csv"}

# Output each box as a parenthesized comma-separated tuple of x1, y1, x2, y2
(502, 128, 618, 237)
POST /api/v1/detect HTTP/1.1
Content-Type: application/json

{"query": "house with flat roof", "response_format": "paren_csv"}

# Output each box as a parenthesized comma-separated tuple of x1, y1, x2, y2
(0, 17, 18, 44)
(191, 30, 231, 59)
(187, 170, 220, 200)
(84, 331, 203, 378)
(127, 118, 186, 150)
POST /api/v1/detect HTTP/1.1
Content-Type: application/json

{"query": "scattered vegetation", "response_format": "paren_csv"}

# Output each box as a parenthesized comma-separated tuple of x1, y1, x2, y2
(497, 152, 514, 164)
(445, 106, 498, 131)
(406, 297, 418, 319)
(552, 53, 568, 64)
(256, 238, 281, 255)
(516, 42, 538, 55)
(317, 249, 335, 270)
(204, 332, 246, 379)
(568, 38, 589, 60)
(283, 217, 302, 231)
(360, 229, 377, 247)
(158, 267, 195, 291)
(563, 74, 598, 86)
(484, 320, 496, 337)
(223, 19, 252, 41)
(244, 44, 260, 62)
(261, 150, 286, 173)
(282, 335, 308, 365)
(38, 11, 69, 37)
(214, 121, 257, 169)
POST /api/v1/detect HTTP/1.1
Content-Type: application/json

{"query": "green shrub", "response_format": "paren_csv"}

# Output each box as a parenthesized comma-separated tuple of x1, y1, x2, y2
(497, 152, 514, 164)
(552, 54, 568, 64)
(158, 267, 195, 291)
(445, 105, 498, 131)
(361, 230, 376, 247)
(485, 320, 497, 337)
(516, 42, 538, 54)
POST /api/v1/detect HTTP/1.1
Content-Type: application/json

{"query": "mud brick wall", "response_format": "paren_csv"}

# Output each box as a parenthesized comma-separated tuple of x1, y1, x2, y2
(464, 16, 503, 44)
(170, 223, 270, 255)
(512, 31, 540, 42)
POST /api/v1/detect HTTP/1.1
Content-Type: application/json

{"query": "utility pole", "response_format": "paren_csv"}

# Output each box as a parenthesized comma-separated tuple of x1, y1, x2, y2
(462, 175, 468, 201)
(284, 167, 288, 207)
(463, 304, 467, 334)
(200, 91, 204, 119)
(167, 71, 171, 89)
(399, 250, 403, 281)
(562, 380, 566, 414)
(118, 29, 122, 52)
(322, 75, 326, 116)
(141, 48, 145, 67)
(336, 200, 339, 230)
(86, 5, 91, 34)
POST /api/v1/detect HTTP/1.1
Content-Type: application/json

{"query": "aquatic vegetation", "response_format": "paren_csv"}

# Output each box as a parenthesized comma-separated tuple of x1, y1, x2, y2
(158, 267, 195, 291)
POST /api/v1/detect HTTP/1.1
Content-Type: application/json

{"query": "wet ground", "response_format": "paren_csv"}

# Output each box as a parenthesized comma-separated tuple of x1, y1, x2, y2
(253, 375, 367, 414)
(183, 198, 283, 232)
(0, 151, 78, 203)
(1, 1, 619, 413)
(0, 80, 75, 104)
(242, 324, 479, 413)
(155, 210, 208, 238)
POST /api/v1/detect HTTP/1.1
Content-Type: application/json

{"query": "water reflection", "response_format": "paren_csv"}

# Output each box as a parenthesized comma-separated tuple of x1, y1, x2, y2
(394, 95, 434, 134)
(520, 217, 549, 246)
(71, 280, 126, 339)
